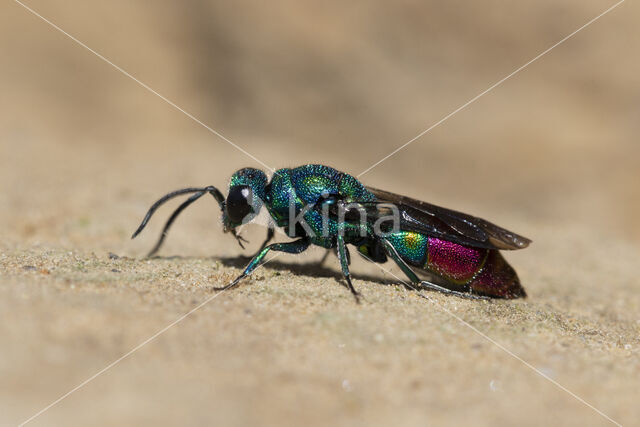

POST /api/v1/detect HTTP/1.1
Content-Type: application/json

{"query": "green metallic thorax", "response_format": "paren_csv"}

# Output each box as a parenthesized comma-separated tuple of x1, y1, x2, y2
(264, 164, 376, 248)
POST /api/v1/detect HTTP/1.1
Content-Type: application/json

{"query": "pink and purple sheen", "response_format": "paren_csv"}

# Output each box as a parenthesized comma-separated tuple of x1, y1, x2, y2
(468, 250, 525, 298)
(425, 238, 524, 298)
(426, 238, 488, 284)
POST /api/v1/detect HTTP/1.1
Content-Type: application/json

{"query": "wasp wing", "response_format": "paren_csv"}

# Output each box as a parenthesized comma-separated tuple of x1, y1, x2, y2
(366, 187, 531, 250)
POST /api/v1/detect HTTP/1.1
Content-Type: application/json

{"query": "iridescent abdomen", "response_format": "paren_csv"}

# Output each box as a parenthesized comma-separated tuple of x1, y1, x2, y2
(384, 232, 429, 265)
(426, 237, 488, 285)
(386, 232, 524, 298)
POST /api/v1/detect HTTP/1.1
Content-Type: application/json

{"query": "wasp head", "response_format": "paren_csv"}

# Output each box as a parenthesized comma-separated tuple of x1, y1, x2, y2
(222, 168, 268, 233)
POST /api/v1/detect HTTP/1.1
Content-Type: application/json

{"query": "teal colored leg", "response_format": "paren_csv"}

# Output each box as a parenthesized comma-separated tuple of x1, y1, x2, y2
(317, 245, 350, 267)
(336, 235, 361, 303)
(381, 239, 489, 300)
(214, 237, 310, 291)
(260, 227, 275, 250)
(252, 226, 274, 256)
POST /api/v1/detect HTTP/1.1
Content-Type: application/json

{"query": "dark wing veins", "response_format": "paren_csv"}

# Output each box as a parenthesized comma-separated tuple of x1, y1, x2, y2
(367, 187, 531, 250)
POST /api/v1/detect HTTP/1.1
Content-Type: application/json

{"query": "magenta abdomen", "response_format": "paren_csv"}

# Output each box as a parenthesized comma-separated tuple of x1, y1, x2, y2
(426, 238, 488, 284)
(423, 237, 525, 298)
(384, 231, 525, 298)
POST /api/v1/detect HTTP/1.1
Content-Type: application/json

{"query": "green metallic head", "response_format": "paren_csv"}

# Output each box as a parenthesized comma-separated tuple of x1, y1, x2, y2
(222, 168, 268, 231)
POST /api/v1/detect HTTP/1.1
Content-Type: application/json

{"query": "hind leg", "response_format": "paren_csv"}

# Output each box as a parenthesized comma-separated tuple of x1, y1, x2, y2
(381, 239, 489, 300)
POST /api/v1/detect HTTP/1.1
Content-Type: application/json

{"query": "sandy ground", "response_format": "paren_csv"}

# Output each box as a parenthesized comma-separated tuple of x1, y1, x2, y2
(1, 1, 640, 426)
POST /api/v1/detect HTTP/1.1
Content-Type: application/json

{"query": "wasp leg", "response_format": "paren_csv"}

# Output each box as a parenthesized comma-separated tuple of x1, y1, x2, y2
(316, 245, 351, 267)
(417, 280, 489, 300)
(230, 229, 249, 249)
(381, 239, 489, 301)
(214, 237, 310, 292)
(336, 235, 361, 303)
(258, 227, 275, 252)
(243, 226, 275, 259)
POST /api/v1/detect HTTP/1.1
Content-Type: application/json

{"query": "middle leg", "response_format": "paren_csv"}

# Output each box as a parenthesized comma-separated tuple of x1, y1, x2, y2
(336, 235, 361, 303)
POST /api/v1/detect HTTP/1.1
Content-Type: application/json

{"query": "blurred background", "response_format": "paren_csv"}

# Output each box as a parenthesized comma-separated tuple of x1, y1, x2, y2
(1, 0, 639, 426)
(1, 0, 638, 248)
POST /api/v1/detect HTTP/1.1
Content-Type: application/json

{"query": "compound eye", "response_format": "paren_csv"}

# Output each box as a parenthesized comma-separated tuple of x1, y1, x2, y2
(226, 185, 253, 224)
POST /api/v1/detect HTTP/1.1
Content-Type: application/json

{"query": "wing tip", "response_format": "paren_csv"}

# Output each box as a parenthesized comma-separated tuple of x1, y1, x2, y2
(517, 238, 532, 248)
(488, 235, 532, 250)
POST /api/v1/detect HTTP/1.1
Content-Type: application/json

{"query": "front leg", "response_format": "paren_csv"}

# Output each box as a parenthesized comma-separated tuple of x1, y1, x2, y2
(214, 237, 310, 291)
(257, 226, 275, 252)
(336, 235, 361, 303)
